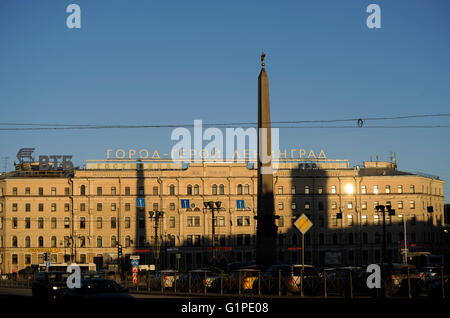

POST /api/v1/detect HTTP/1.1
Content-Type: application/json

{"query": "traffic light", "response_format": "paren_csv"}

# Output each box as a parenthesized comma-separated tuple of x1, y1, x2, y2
(118, 245, 122, 257)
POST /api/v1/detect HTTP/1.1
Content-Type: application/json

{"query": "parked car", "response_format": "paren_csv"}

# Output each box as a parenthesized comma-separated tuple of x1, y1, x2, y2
(32, 271, 70, 299)
(61, 278, 132, 299)
(176, 269, 222, 293)
(149, 269, 183, 290)
(254, 264, 321, 296)
(223, 268, 261, 293)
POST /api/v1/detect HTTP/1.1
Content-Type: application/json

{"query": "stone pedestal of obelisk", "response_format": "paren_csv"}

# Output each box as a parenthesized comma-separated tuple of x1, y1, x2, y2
(255, 53, 278, 270)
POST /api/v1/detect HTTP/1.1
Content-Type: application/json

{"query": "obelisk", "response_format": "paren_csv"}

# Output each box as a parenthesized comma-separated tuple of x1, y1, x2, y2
(255, 52, 278, 269)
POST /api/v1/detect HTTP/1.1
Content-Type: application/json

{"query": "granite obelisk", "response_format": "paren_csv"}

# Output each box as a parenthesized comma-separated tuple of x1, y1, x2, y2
(255, 52, 278, 269)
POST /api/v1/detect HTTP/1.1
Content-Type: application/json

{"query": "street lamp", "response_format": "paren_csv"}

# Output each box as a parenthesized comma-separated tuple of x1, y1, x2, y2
(149, 210, 165, 271)
(375, 204, 395, 263)
(204, 201, 222, 267)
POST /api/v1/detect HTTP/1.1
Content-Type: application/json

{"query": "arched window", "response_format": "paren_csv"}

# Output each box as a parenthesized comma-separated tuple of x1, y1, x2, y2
(12, 236, 18, 247)
(25, 236, 31, 248)
(169, 184, 175, 195)
(219, 184, 225, 195)
(51, 236, 57, 248)
(80, 185, 86, 196)
(38, 236, 44, 248)
(212, 184, 217, 195)
(237, 184, 243, 195)
(187, 185, 192, 195)
(194, 184, 200, 195)
(244, 184, 250, 194)
(97, 236, 102, 248)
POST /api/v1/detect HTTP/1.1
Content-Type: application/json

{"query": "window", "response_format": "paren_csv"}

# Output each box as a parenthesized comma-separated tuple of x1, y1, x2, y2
(331, 185, 336, 194)
(410, 185, 415, 193)
(219, 184, 225, 195)
(317, 186, 323, 194)
(125, 217, 130, 228)
(125, 187, 130, 195)
(97, 236, 102, 247)
(410, 201, 415, 209)
(111, 236, 117, 247)
(79, 237, 85, 248)
(51, 203, 56, 212)
(125, 203, 131, 211)
(25, 217, 30, 229)
(51, 187, 56, 196)
(214, 216, 225, 227)
(398, 214, 403, 224)
(65, 187, 70, 196)
(12, 217, 17, 228)
(153, 186, 158, 195)
(169, 203, 175, 211)
(65, 203, 70, 212)
(398, 201, 403, 209)
(64, 217, 70, 228)
(347, 202, 353, 209)
(80, 217, 86, 229)
(38, 236, 44, 248)
(111, 217, 117, 229)
(278, 187, 283, 195)
(362, 201, 367, 210)
(152, 203, 158, 211)
(25, 188, 30, 196)
(39, 187, 44, 196)
(347, 215, 353, 226)
(362, 215, 367, 226)
(331, 201, 337, 210)
(187, 216, 200, 227)
(12, 203, 17, 212)
(97, 217, 102, 229)
(212, 184, 217, 195)
(38, 217, 44, 229)
(361, 185, 367, 194)
(12, 236, 18, 247)
(111, 203, 116, 211)
(304, 201, 310, 210)
(80, 185, 86, 196)
(169, 185, 175, 195)
(318, 202, 324, 211)
(374, 215, 379, 225)
(237, 216, 251, 226)
(111, 187, 116, 195)
(125, 236, 131, 247)
(194, 185, 199, 195)
(237, 184, 242, 195)
(410, 214, 416, 226)
(278, 216, 284, 227)
(169, 216, 176, 228)
(291, 186, 296, 194)
(97, 203, 102, 211)
(397, 185, 403, 193)
(39, 203, 44, 212)
(97, 187, 102, 196)
(305, 186, 310, 194)
(187, 185, 192, 195)
(278, 202, 284, 210)
(385, 185, 390, 194)
(374, 201, 379, 210)
(244, 184, 250, 194)
(25, 203, 30, 212)
(373, 185, 378, 194)
(292, 202, 297, 210)
(332, 215, 337, 226)
(12, 187, 17, 195)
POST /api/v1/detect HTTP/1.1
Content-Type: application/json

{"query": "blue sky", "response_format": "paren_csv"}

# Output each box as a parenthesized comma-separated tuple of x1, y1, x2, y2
(0, 0, 449, 199)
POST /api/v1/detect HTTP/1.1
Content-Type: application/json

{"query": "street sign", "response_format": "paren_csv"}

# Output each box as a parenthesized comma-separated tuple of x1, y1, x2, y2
(130, 255, 140, 260)
(131, 260, 139, 267)
(294, 214, 313, 235)
(45, 261, 51, 267)
(132, 267, 138, 273)
(136, 198, 145, 208)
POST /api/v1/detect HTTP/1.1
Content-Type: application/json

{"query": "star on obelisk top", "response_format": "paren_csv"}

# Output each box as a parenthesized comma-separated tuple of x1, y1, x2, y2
(261, 52, 266, 68)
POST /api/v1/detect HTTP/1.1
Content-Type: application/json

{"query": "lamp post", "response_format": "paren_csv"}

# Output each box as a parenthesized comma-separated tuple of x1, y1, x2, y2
(204, 201, 222, 267)
(149, 210, 165, 271)
(375, 204, 395, 263)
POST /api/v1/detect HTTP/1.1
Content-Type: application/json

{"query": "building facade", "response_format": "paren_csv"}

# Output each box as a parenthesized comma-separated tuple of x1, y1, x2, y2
(0, 160, 446, 274)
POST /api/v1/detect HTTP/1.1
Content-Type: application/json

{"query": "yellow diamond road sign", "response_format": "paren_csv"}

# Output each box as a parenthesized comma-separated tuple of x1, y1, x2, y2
(294, 214, 313, 235)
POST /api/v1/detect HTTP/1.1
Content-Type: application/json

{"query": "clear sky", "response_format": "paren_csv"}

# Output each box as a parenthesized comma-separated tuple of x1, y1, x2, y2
(0, 0, 449, 200)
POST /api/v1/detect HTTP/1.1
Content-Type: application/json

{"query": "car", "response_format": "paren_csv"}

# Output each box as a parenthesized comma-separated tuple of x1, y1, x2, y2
(61, 278, 133, 299)
(149, 269, 183, 290)
(254, 264, 322, 296)
(32, 271, 70, 299)
(176, 269, 222, 293)
(222, 268, 261, 293)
